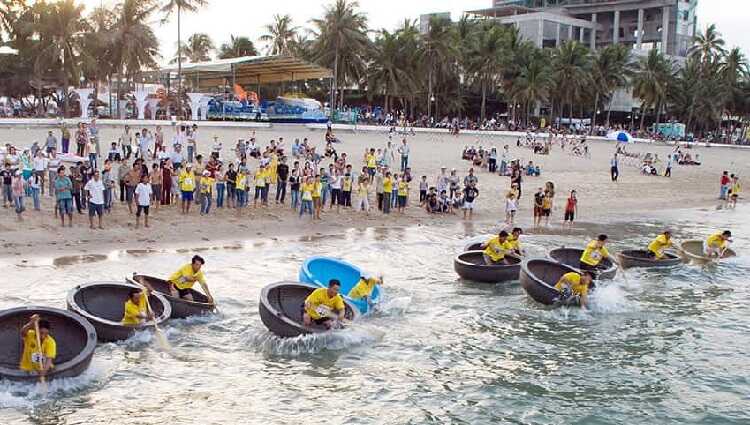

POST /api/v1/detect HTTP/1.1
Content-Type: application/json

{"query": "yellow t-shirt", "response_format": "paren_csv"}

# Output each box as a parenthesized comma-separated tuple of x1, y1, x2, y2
(383, 177, 393, 193)
(508, 235, 521, 252)
(200, 176, 214, 194)
(731, 182, 741, 195)
(706, 233, 727, 250)
(255, 170, 267, 188)
(168, 264, 207, 290)
(647, 234, 672, 259)
(358, 182, 368, 197)
(348, 278, 379, 300)
(301, 182, 314, 201)
(580, 240, 610, 266)
(305, 288, 346, 320)
(236, 173, 247, 191)
(312, 182, 322, 198)
(178, 170, 195, 191)
(397, 181, 408, 197)
(555, 272, 589, 296)
(366, 154, 376, 168)
(122, 295, 148, 326)
(20, 330, 57, 372)
(343, 177, 352, 192)
(483, 237, 514, 262)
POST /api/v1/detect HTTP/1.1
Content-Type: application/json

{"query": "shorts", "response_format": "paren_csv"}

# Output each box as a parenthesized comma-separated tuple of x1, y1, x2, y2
(125, 185, 135, 203)
(463, 200, 475, 210)
(88, 203, 103, 217)
(534, 206, 543, 217)
(177, 287, 191, 298)
(564, 210, 575, 221)
(398, 195, 407, 207)
(136, 205, 150, 216)
(181, 191, 193, 201)
(579, 262, 601, 279)
(58, 198, 73, 215)
(542, 208, 551, 217)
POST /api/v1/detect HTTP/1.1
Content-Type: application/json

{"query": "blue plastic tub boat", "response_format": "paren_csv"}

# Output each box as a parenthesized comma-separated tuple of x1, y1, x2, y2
(299, 256, 381, 314)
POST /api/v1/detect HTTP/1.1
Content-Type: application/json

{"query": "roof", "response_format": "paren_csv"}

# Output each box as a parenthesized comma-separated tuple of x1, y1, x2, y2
(465, 5, 536, 18)
(159, 55, 333, 86)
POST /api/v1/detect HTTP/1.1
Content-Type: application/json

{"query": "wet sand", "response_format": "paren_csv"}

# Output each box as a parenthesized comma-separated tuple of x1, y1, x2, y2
(0, 124, 747, 259)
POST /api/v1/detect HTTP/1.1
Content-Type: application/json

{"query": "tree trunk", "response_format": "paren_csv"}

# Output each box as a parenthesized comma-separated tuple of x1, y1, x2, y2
(655, 101, 661, 133)
(480, 79, 487, 122)
(605, 97, 612, 127)
(639, 105, 646, 131)
(591, 92, 599, 135)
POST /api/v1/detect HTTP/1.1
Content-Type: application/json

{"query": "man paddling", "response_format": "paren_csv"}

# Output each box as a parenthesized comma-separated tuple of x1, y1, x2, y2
(167, 255, 215, 304)
(647, 231, 676, 260)
(303, 279, 346, 330)
(348, 274, 383, 306)
(705, 230, 732, 258)
(121, 289, 153, 326)
(579, 234, 612, 278)
(508, 227, 525, 257)
(554, 271, 594, 308)
(20, 315, 56, 376)
(480, 230, 515, 265)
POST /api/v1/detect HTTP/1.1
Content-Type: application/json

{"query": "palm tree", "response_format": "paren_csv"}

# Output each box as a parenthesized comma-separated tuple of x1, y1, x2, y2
(418, 14, 455, 120)
(367, 29, 415, 113)
(172, 32, 214, 63)
(218, 35, 258, 59)
(590, 44, 633, 130)
(469, 22, 505, 122)
(515, 49, 551, 127)
(259, 14, 298, 56)
(633, 48, 673, 130)
(160, 0, 207, 118)
(689, 24, 726, 66)
(552, 41, 590, 124)
(719, 47, 748, 141)
(80, 6, 117, 114)
(310, 0, 370, 111)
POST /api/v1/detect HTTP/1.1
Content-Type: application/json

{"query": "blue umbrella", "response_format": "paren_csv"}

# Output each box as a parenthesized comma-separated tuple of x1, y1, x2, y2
(607, 131, 633, 143)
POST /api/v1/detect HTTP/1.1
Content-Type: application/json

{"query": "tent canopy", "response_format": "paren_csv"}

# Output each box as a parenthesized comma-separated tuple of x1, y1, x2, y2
(160, 55, 333, 88)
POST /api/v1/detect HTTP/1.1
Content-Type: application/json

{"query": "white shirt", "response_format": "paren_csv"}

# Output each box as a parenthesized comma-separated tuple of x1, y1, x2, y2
(84, 179, 105, 205)
(330, 175, 342, 189)
(33, 157, 47, 171)
(135, 183, 152, 206)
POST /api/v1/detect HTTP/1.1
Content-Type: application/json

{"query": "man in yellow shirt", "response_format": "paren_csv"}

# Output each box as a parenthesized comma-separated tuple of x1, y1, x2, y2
(579, 234, 611, 276)
(122, 289, 152, 326)
(705, 230, 732, 257)
(348, 275, 383, 303)
(178, 164, 195, 214)
(19, 314, 56, 376)
(167, 255, 215, 304)
(382, 172, 393, 214)
(304, 279, 346, 329)
(554, 271, 594, 308)
(647, 231, 674, 260)
(508, 227, 525, 256)
(480, 230, 515, 265)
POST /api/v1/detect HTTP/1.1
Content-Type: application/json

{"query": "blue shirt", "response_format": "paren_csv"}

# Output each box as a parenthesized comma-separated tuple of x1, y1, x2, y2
(55, 176, 73, 200)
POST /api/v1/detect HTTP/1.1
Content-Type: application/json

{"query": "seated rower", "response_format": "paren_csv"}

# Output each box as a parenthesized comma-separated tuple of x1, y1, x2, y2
(122, 289, 153, 326)
(579, 234, 611, 277)
(508, 227, 525, 256)
(303, 279, 346, 330)
(705, 230, 732, 258)
(555, 271, 595, 308)
(167, 255, 215, 304)
(647, 230, 674, 259)
(480, 230, 515, 265)
(348, 274, 383, 305)
(20, 314, 56, 376)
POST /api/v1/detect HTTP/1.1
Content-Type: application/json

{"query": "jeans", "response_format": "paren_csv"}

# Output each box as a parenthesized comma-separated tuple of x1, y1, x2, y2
(48, 171, 57, 196)
(499, 160, 507, 175)
(2, 184, 11, 204)
(489, 158, 497, 172)
(216, 183, 225, 208)
(377, 192, 383, 210)
(321, 185, 329, 206)
(120, 180, 126, 202)
(14, 195, 24, 214)
(261, 186, 269, 204)
(201, 193, 212, 214)
(31, 187, 40, 210)
(104, 187, 113, 211)
(89, 153, 97, 170)
(72, 189, 83, 213)
(383, 192, 391, 214)
(61, 138, 69, 154)
(400, 155, 408, 171)
(236, 190, 246, 207)
(300, 199, 313, 217)
(187, 146, 194, 163)
(290, 189, 299, 209)
(275, 181, 287, 203)
(391, 190, 398, 208)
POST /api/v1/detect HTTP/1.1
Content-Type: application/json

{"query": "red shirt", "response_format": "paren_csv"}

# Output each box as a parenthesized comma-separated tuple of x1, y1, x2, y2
(565, 197, 577, 212)
(721, 175, 730, 185)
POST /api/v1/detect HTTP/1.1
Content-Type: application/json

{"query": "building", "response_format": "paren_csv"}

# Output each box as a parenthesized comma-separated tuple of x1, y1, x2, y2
(420, 12, 452, 34)
(467, 0, 697, 57)
(465, 1, 699, 113)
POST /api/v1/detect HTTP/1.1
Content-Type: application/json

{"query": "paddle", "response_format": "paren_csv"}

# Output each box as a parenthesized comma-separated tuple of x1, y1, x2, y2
(33, 319, 48, 391)
(127, 277, 170, 350)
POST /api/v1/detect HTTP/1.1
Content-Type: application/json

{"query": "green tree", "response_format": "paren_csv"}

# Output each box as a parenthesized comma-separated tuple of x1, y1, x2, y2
(367, 29, 416, 113)
(590, 44, 633, 129)
(633, 48, 673, 130)
(218, 35, 258, 59)
(418, 15, 455, 120)
(173, 32, 214, 63)
(259, 14, 298, 56)
(469, 22, 505, 122)
(552, 41, 591, 124)
(515, 48, 551, 127)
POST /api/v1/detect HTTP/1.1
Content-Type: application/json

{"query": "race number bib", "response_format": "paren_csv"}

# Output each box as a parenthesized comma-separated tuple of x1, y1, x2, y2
(315, 305, 332, 317)
(591, 251, 601, 260)
(31, 352, 45, 364)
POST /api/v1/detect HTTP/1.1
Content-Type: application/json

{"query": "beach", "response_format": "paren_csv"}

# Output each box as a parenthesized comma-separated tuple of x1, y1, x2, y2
(0, 124, 747, 260)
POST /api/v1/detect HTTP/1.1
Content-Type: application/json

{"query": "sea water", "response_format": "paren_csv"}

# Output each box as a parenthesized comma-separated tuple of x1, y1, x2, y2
(0, 207, 748, 424)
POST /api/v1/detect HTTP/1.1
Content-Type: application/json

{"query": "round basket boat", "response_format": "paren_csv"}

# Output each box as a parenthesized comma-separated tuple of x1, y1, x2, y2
(259, 281, 359, 338)
(520, 259, 582, 306)
(616, 250, 682, 269)
(0, 306, 97, 382)
(131, 275, 215, 319)
(299, 256, 380, 314)
(680, 240, 737, 265)
(464, 242, 484, 252)
(454, 251, 521, 283)
(67, 281, 171, 342)
(548, 247, 617, 280)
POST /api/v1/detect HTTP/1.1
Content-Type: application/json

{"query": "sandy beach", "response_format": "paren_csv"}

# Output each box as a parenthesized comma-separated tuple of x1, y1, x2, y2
(0, 124, 747, 260)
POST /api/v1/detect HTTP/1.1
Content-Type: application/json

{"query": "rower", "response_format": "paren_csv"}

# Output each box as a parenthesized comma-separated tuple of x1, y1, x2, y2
(122, 289, 153, 326)
(348, 274, 382, 304)
(554, 271, 594, 308)
(167, 255, 215, 304)
(579, 234, 611, 277)
(20, 314, 56, 376)
(303, 279, 346, 329)
(647, 230, 674, 260)
(508, 227, 525, 256)
(480, 230, 514, 265)
(705, 230, 732, 258)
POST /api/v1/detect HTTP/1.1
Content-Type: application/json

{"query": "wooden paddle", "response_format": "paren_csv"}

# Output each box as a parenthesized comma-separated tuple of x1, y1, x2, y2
(127, 277, 170, 350)
(33, 319, 48, 388)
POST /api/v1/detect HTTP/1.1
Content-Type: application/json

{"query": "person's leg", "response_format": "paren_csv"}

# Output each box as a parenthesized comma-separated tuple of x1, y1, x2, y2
(32, 187, 40, 210)
(98, 207, 103, 229)
(136, 207, 141, 228)
(120, 180, 126, 202)
(279, 183, 286, 204)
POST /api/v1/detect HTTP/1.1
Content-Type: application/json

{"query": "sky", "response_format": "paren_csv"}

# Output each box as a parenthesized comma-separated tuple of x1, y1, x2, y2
(82, 0, 750, 61)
